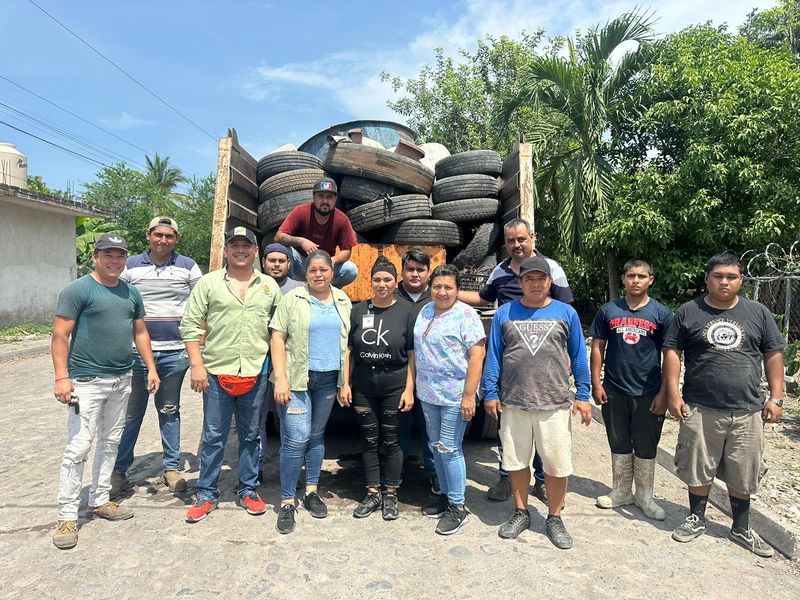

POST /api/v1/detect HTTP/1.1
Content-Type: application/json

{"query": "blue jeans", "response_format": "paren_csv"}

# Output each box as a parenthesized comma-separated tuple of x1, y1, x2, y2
(288, 247, 358, 288)
(196, 373, 268, 502)
(421, 401, 469, 506)
(275, 370, 338, 500)
(114, 349, 189, 474)
(399, 398, 435, 473)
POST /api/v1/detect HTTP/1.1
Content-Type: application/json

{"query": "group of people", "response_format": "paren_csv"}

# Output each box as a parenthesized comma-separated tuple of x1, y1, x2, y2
(50, 178, 785, 560)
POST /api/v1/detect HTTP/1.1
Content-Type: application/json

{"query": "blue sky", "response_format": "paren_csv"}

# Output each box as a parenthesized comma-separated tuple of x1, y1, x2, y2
(1, 0, 767, 195)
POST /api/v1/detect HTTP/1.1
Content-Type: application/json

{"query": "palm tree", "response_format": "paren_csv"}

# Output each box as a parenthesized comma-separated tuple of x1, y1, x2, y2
(145, 152, 187, 192)
(499, 10, 655, 296)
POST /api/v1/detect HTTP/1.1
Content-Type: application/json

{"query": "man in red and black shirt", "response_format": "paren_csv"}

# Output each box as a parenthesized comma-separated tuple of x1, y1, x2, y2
(275, 177, 359, 287)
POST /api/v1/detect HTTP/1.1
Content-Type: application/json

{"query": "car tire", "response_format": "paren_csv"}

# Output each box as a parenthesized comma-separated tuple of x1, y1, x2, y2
(256, 151, 322, 185)
(431, 174, 498, 204)
(258, 168, 325, 204)
(452, 222, 502, 269)
(434, 150, 502, 179)
(324, 142, 434, 195)
(347, 195, 432, 233)
(431, 198, 500, 223)
(383, 219, 462, 246)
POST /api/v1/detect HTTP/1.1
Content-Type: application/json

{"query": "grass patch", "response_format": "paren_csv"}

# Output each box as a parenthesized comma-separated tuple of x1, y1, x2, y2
(0, 322, 52, 342)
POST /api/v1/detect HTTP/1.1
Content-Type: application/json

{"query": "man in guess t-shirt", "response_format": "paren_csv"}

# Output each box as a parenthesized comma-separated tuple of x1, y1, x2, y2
(589, 259, 673, 521)
(664, 253, 785, 558)
(275, 177, 359, 288)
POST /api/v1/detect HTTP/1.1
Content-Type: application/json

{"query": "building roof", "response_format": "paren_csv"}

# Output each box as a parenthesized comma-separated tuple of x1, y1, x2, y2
(0, 183, 111, 218)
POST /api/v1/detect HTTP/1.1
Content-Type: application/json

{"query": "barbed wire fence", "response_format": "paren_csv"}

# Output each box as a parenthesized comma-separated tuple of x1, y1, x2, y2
(742, 242, 800, 342)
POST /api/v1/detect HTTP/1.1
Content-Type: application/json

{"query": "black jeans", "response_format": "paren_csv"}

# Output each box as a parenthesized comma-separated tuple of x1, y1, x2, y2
(601, 389, 664, 459)
(353, 367, 406, 489)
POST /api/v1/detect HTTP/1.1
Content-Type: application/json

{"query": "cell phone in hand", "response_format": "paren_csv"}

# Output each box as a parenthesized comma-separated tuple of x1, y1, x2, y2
(68, 395, 80, 414)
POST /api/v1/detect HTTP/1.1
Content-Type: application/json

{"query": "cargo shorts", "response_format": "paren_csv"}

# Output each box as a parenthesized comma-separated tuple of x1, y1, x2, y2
(674, 403, 765, 495)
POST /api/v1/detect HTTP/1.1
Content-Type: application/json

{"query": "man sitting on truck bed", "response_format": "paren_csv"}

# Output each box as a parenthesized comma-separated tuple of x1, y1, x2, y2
(275, 177, 359, 288)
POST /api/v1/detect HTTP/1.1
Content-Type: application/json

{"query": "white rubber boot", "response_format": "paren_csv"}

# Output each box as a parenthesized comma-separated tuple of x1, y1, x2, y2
(633, 457, 666, 520)
(596, 453, 634, 508)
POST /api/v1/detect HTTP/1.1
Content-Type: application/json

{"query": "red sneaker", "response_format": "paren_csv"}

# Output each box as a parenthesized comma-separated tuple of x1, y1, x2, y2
(186, 500, 217, 523)
(239, 492, 267, 515)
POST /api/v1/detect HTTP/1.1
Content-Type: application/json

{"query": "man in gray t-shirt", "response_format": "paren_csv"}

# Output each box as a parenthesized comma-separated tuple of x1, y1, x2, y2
(51, 234, 159, 551)
(663, 253, 784, 558)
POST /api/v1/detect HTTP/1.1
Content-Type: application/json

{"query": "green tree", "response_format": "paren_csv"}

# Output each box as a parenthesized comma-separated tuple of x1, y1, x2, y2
(498, 10, 656, 297)
(587, 25, 800, 301)
(740, 0, 799, 55)
(75, 217, 127, 276)
(173, 173, 216, 270)
(382, 33, 547, 154)
(27, 174, 53, 195)
(145, 152, 188, 194)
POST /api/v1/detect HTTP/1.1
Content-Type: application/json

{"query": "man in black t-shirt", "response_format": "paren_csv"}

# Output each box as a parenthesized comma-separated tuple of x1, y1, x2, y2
(663, 253, 785, 558)
(590, 259, 673, 521)
(395, 248, 438, 494)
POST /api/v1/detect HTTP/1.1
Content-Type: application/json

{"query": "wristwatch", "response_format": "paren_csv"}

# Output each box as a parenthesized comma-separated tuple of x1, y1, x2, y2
(766, 397, 784, 408)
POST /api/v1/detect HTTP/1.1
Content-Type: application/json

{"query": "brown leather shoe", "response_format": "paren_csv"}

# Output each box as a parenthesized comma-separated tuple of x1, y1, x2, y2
(88, 501, 133, 521)
(162, 470, 187, 492)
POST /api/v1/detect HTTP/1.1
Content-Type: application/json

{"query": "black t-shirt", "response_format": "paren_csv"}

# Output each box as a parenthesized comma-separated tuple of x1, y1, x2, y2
(394, 283, 431, 317)
(663, 297, 785, 411)
(589, 297, 673, 396)
(348, 299, 416, 371)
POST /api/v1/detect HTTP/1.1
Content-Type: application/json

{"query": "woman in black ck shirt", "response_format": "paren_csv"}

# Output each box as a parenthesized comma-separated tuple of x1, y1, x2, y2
(340, 257, 416, 520)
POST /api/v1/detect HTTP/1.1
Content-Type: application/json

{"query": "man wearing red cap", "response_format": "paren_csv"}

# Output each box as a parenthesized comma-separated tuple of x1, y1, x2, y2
(275, 177, 359, 287)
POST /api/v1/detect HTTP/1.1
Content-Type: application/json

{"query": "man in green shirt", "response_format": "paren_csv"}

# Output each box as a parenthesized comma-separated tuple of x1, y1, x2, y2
(180, 227, 282, 523)
(51, 234, 160, 550)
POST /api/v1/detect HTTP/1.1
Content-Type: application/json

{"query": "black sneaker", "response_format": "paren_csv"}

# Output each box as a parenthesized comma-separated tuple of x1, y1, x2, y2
(487, 476, 511, 501)
(671, 514, 707, 543)
(729, 527, 775, 558)
(436, 504, 468, 535)
(382, 493, 399, 521)
(276, 504, 296, 534)
(353, 491, 382, 519)
(303, 491, 328, 518)
(429, 473, 441, 496)
(422, 495, 449, 519)
(499, 508, 531, 539)
(545, 515, 573, 549)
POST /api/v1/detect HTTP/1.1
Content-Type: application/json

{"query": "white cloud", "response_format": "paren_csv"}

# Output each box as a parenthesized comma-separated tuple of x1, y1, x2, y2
(100, 111, 154, 129)
(240, 0, 760, 121)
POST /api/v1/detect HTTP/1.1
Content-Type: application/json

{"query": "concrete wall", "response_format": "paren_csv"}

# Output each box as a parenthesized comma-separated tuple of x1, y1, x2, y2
(0, 201, 77, 326)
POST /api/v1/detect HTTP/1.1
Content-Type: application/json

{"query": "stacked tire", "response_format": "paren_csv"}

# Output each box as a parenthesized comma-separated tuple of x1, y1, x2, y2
(431, 151, 503, 269)
(256, 151, 325, 237)
(323, 141, 463, 247)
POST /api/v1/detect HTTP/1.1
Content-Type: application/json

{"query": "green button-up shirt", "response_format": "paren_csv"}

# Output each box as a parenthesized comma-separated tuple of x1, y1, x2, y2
(180, 268, 282, 377)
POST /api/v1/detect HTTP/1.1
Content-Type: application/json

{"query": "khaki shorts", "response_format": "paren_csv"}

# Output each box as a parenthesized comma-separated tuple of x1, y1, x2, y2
(674, 404, 765, 495)
(500, 405, 573, 477)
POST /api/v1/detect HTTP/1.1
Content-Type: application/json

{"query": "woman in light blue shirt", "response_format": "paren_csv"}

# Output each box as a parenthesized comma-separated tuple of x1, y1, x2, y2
(414, 264, 486, 536)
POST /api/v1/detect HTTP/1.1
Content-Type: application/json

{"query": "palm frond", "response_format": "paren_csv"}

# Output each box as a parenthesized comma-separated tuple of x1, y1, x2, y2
(586, 9, 656, 63)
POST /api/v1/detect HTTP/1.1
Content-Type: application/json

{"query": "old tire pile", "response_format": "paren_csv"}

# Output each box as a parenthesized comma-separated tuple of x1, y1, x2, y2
(256, 150, 326, 236)
(430, 150, 503, 268)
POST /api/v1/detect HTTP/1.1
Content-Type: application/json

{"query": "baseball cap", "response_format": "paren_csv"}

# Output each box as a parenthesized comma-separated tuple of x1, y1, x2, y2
(262, 242, 291, 259)
(518, 255, 551, 278)
(225, 226, 257, 245)
(95, 233, 128, 252)
(148, 216, 179, 234)
(312, 177, 338, 195)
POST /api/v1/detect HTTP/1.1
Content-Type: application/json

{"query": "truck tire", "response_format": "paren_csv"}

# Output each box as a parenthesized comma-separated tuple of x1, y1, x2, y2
(339, 176, 405, 203)
(431, 198, 500, 223)
(257, 190, 311, 232)
(452, 222, 502, 269)
(324, 142, 434, 195)
(465, 407, 499, 440)
(431, 174, 498, 204)
(384, 219, 462, 247)
(258, 168, 325, 204)
(435, 150, 503, 179)
(347, 195, 431, 233)
(256, 151, 322, 185)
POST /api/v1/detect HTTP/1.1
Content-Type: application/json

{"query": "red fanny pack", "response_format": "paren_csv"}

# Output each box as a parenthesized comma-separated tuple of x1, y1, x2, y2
(217, 374, 258, 396)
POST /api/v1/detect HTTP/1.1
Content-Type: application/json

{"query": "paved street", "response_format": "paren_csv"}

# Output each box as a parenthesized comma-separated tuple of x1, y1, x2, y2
(1, 349, 798, 599)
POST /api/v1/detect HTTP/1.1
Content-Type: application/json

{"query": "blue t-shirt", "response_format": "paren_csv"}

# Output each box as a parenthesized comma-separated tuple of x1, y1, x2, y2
(482, 299, 590, 411)
(589, 298, 673, 396)
(307, 296, 342, 372)
(55, 274, 145, 377)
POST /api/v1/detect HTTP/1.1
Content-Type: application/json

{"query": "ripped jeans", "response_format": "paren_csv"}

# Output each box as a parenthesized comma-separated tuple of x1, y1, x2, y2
(275, 370, 338, 500)
(421, 401, 469, 506)
(353, 367, 406, 489)
(114, 349, 189, 474)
